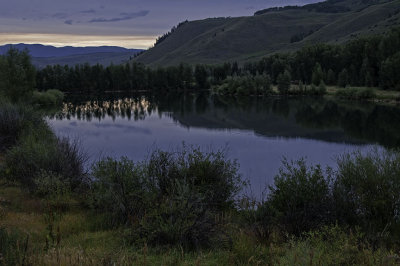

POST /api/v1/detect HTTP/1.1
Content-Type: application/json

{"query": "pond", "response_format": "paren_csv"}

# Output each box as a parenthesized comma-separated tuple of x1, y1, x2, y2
(47, 92, 400, 196)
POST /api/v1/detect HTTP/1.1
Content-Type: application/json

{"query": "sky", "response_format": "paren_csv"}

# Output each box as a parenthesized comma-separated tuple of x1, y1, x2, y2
(0, 0, 321, 48)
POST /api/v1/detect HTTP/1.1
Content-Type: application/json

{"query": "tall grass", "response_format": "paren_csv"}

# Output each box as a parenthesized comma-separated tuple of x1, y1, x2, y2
(0, 228, 31, 265)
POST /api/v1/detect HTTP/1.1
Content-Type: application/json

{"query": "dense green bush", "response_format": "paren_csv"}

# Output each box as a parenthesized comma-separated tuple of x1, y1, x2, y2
(335, 87, 376, 100)
(89, 146, 244, 249)
(32, 89, 64, 106)
(258, 159, 334, 236)
(4, 126, 88, 192)
(215, 74, 272, 96)
(0, 102, 42, 150)
(89, 157, 150, 226)
(289, 83, 327, 96)
(334, 150, 400, 243)
(256, 149, 400, 244)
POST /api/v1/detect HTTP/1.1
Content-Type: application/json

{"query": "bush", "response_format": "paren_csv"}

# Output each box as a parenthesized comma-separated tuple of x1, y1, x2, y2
(256, 149, 400, 244)
(89, 146, 244, 249)
(215, 74, 272, 96)
(356, 87, 376, 99)
(334, 150, 400, 243)
(134, 179, 222, 249)
(4, 127, 88, 192)
(89, 157, 150, 226)
(258, 159, 334, 236)
(0, 102, 42, 150)
(335, 87, 376, 100)
(34, 170, 71, 201)
(32, 89, 64, 106)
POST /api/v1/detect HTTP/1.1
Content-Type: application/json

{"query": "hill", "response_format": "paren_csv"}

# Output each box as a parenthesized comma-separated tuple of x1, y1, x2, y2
(0, 44, 142, 67)
(0, 44, 140, 57)
(31, 52, 137, 68)
(134, 0, 400, 66)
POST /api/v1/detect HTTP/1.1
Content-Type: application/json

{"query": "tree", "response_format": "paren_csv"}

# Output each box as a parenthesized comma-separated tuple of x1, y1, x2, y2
(311, 63, 324, 85)
(326, 69, 336, 85)
(277, 70, 291, 94)
(195, 65, 209, 89)
(0, 47, 36, 102)
(337, 69, 349, 88)
(380, 52, 400, 91)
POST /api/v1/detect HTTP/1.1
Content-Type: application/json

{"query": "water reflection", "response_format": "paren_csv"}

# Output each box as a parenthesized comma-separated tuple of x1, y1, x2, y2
(50, 93, 400, 148)
(48, 93, 400, 195)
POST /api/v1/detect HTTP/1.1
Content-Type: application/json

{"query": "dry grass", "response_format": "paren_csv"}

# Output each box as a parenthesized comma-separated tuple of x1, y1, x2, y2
(0, 181, 398, 265)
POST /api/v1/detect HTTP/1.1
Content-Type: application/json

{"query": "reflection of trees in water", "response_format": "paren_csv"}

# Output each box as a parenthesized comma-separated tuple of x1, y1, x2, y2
(295, 100, 400, 148)
(52, 96, 153, 122)
(52, 92, 400, 148)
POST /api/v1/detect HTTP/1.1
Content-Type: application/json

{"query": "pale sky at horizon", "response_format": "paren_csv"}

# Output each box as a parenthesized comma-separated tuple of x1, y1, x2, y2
(0, 0, 322, 48)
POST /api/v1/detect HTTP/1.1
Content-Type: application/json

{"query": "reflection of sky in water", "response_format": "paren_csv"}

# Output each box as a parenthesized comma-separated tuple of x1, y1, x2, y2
(48, 111, 373, 197)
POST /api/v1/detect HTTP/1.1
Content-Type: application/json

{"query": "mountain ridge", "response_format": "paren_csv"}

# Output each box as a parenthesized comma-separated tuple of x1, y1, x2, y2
(0, 44, 143, 67)
(0, 43, 141, 58)
(134, 0, 400, 66)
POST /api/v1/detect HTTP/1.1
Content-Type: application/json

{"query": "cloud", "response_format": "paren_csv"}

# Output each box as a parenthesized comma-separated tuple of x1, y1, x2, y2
(64, 20, 73, 25)
(52, 13, 68, 19)
(81, 9, 96, 14)
(88, 10, 149, 23)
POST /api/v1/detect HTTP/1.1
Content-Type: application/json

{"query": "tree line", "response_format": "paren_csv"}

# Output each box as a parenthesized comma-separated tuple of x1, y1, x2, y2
(1, 28, 399, 95)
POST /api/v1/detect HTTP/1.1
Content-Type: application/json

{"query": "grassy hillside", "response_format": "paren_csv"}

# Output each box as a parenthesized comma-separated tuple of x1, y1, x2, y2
(135, 0, 400, 66)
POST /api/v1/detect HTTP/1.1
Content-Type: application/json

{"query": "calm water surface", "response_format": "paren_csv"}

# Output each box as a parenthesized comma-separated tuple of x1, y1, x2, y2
(47, 92, 400, 196)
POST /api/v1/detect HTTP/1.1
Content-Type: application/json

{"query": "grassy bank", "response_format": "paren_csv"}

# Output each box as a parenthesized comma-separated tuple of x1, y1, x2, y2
(0, 181, 399, 265)
(326, 86, 400, 104)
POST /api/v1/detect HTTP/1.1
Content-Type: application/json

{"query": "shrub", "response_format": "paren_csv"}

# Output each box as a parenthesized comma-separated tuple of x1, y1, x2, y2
(334, 150, 400, 243)
(134, 179, 222, 249)
(258, 159, 334, 236)
(145, 146, 243, 211)
(215, 74, 272, 96)
(356, 87, 376, 99)
(256, 149, 400, 244)
(89, 146, 244, 249)
(34, 170, 71, 200)
(4, 127, 88, 192)
(0, 102, 42, 150)
(32, 89, 64, 106)
(89, 157, 150, 226)
(335, 87, 376, 100)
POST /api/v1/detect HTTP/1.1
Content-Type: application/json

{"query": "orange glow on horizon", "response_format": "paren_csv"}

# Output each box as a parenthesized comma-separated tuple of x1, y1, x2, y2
(0, 33, 156, 49)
